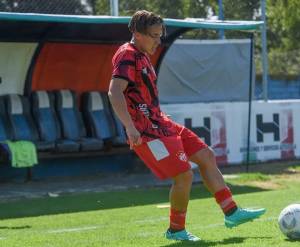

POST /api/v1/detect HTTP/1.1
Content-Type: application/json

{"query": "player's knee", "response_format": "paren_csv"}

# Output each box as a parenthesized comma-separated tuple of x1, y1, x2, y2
(184, 169, 194, 183)
(173, 169, 193, 186)
(204, 147, 216, 161)
(200, 147, 216, 164)
(191, 147, 217, 169)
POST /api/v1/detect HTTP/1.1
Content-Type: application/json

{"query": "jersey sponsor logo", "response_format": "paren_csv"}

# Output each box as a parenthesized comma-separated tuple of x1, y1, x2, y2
(138, 103, 150, 117)
(176, 151, 188, 162)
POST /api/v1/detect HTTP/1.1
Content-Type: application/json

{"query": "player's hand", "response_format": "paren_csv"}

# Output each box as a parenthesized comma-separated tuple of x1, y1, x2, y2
(126, 125, 142, 149)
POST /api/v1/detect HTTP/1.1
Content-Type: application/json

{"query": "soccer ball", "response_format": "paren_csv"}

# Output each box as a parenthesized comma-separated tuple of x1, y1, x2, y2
(278, 204, 300, 240)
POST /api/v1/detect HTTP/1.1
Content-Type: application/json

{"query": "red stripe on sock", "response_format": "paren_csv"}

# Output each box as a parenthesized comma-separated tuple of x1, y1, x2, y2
(214, 187, 237, 214)
(169, 208, 186, 231)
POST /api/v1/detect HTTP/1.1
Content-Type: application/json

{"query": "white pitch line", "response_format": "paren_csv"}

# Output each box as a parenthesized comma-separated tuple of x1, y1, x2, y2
(135, 216, 278, 239)
(134, 215, 277, 227)
(47, 225, 104, 234)
(134, 216, 168, 224)
(191, 216, 277, 231)
(256, 216, 277, 222)
(191, 223, 224, 230)
(0, 216, 278, 241)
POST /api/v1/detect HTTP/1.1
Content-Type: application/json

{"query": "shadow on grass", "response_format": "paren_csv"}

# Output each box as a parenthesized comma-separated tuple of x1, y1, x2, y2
(285, 238, 300, 243)
(0, 225, 31, 230)
(162, 236, 273, 246)
(0, 182, 268, 220)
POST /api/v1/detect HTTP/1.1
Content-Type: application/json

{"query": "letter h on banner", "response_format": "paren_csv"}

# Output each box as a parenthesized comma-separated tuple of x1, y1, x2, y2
(256, 113, 280, 142)
(185, 117, 211, 146)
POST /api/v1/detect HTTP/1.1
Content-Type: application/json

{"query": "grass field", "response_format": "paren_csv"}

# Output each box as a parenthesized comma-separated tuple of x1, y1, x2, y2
(1, 164, 300, 246)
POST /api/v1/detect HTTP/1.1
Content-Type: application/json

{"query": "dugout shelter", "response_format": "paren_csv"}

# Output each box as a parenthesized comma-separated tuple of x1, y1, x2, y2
(0, 12, 263, 179)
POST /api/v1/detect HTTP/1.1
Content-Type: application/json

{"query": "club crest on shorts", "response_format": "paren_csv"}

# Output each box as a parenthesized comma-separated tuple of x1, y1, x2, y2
(176, 151, 188, 162)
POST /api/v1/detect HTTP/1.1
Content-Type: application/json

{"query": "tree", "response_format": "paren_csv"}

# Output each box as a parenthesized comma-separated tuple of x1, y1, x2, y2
(221, 0, 260, 20)
(95, 0, 183, 18)
(261, 0, 300, 78)
(0, 0, 93, 15)
(267, 0, 300, 51)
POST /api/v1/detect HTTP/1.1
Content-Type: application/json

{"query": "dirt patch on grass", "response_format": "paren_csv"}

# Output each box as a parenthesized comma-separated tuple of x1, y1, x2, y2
(222, 161, 300, 190)
(220, 160, 300, 175)
(260, 172, 298, 190)
(249, 180, 282, 190)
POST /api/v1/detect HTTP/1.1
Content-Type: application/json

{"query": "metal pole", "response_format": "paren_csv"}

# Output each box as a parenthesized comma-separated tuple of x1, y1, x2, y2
(246, 35, 254, 172)
(261, 0, 268, 101)
(110, 0, 119, 16)
(218, 0, 225, 39)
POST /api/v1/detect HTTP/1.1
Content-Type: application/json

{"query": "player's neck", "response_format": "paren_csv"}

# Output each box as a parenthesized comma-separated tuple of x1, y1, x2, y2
(130, 38, 147, 55)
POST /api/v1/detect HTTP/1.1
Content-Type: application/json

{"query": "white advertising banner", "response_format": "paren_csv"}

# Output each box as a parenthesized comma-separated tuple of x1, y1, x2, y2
(161, 100, 300, 165)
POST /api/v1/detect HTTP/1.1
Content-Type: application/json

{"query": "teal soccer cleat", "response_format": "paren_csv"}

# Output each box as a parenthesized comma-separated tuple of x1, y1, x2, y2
(165, 229, 201, 242)
(225, 207, 266, 228)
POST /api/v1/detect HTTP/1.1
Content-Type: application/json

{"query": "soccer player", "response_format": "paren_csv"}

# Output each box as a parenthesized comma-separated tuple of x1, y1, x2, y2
(108, 10, 266, 242)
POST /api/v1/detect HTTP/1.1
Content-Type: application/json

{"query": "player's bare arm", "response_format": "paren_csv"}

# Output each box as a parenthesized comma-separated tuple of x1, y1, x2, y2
(108, 77, 142, 149)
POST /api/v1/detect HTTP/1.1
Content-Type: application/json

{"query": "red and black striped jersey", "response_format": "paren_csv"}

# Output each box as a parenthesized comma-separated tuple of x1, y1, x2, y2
(112, 42, 178, 142)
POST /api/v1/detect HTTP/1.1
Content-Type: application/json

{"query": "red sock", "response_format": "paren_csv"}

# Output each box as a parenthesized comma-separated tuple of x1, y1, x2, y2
(169, 208, 186, 231)
(214, 187, 237, 215)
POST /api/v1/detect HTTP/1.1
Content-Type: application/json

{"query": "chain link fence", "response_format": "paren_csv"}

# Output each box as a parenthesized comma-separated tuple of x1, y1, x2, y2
(0, 0, 96, 15)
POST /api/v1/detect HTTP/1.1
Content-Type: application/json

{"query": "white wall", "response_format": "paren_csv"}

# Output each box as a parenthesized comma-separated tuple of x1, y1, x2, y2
(0, 42, 37, 95)
(161, 100, 300, 165)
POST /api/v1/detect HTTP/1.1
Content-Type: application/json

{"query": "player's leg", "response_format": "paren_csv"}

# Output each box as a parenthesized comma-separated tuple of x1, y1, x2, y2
(133, 136, 200, 241)
(190, 147, 227, 193)
(179, 126, 266, 227)
(189, 147, 238, 215)
(190, 147, 266, 227)
(168, 170, 193, 231)
(166, 169, 200, 241)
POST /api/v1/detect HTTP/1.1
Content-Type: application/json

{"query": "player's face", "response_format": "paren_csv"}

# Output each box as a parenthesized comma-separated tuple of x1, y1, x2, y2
(138, 24, 162, 55)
